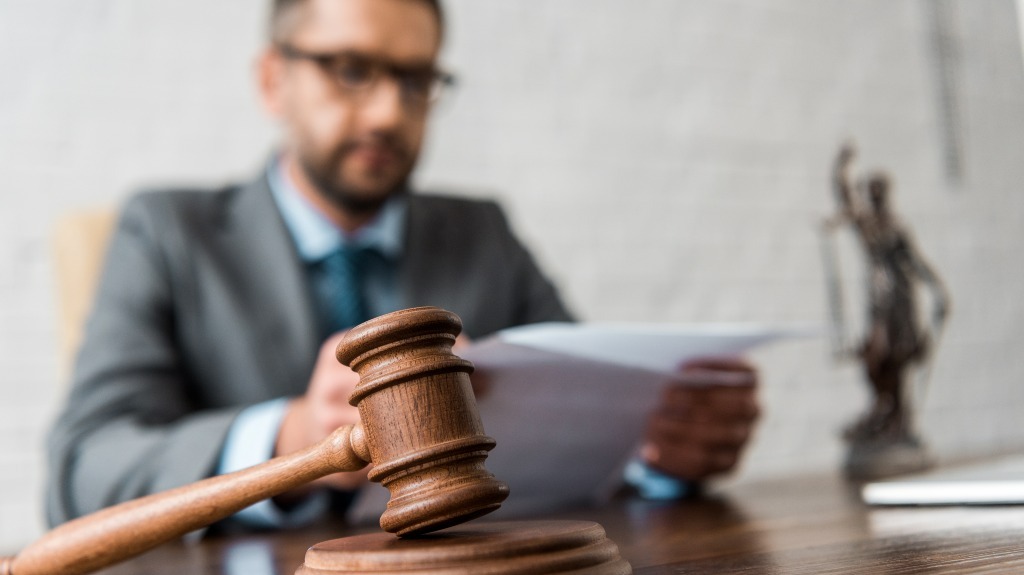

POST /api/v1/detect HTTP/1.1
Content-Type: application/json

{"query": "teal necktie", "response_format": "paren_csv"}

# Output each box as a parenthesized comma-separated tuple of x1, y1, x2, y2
(315, 246, 372, 335)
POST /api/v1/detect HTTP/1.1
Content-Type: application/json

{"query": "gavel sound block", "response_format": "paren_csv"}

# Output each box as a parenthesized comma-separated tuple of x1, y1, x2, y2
(296, 520, 631, 574)
(2, 307, 629, 575)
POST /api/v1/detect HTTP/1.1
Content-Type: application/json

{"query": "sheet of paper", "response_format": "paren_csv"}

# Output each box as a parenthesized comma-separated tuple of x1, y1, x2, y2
(348, 323, 813, 524)
(498, 321, 818, 375)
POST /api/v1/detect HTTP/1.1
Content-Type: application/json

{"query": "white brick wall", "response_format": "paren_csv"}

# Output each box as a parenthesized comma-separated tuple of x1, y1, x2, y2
(2, 0, 1023, 553)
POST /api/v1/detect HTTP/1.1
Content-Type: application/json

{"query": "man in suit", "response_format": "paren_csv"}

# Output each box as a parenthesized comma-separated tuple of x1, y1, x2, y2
(47, 0, 760, 527)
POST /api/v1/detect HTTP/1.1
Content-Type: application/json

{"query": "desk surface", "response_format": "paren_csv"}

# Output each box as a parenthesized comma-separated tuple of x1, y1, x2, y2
(92, 474, 1024, 574)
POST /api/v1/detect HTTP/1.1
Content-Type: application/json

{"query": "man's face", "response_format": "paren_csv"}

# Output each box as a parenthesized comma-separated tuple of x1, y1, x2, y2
(265, 0, 441, 213)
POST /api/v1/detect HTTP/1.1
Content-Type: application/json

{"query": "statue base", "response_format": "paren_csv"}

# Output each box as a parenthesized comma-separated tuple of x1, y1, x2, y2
(844, 435, 932, 481)
(295, 520, 632, 574)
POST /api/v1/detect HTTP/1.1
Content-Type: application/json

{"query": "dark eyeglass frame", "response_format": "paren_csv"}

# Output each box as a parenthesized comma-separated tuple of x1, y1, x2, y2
(276, 43, 456, 107)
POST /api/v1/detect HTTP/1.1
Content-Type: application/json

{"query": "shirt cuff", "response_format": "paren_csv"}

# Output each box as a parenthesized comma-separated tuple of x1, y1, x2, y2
(218, 398, 329, 528)
(624, 459, 692, 500)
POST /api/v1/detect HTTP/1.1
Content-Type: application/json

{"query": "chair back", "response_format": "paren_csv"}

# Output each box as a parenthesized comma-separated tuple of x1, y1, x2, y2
(53, 210, 117, 379)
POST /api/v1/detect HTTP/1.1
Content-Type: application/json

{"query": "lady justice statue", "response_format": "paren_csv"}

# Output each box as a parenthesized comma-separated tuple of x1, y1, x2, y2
(824, 142, 951, 479)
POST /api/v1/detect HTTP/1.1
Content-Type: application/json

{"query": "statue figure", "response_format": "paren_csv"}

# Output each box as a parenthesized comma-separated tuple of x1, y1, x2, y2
(824, 142, 951, 479)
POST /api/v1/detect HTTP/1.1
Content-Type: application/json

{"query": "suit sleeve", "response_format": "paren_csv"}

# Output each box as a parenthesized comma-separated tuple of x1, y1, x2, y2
(46, 194, 243, 526)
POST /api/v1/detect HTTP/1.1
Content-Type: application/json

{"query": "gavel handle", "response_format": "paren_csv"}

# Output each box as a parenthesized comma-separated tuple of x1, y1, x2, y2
(1, 424, 367, 575)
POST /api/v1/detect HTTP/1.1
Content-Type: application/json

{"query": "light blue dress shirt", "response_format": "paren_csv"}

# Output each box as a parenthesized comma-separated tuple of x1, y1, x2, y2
(268, 160, 406, 322)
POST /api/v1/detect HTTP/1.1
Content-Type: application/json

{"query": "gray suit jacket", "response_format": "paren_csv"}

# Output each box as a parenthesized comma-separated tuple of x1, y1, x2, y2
(47, 174, 572, 525)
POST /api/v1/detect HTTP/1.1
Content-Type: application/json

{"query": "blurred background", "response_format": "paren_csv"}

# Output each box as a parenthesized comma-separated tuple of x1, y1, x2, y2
(2, 0, 1024, 552)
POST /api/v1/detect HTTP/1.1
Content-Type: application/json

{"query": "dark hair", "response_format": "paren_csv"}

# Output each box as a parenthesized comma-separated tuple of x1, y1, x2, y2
(269, 0, 444, 44)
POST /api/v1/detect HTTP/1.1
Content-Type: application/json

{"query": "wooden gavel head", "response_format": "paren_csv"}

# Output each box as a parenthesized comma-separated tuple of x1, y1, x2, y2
(337, 306, 510, 536)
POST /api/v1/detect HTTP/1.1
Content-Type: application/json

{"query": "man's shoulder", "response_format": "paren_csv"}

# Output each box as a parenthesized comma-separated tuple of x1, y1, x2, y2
(119, 177, 270, 231)
(408, 192, 506, 224)
(405, 192, 527, 253)
(124, 182, 245, 217)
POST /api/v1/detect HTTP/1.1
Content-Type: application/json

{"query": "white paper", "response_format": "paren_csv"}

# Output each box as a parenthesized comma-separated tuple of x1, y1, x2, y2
(498, 321, 818, 375)
(348, 322, 813, 524)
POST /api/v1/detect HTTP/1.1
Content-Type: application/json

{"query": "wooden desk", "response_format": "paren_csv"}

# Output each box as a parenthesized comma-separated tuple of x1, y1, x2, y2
(92, 474, 1024, 574)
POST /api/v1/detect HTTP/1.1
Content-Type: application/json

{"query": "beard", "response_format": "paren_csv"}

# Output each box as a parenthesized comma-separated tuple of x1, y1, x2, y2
(296, 133, 415, 216)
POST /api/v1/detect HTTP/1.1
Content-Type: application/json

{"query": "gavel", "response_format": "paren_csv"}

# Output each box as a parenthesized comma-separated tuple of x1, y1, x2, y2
(1, 307, 510, 575)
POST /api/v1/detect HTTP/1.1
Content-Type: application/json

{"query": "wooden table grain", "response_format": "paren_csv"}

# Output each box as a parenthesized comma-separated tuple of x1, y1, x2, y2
(90, 474, 1024, 574)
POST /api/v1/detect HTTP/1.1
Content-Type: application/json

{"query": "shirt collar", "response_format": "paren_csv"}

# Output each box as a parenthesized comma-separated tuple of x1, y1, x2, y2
(267, 157, 406, 263)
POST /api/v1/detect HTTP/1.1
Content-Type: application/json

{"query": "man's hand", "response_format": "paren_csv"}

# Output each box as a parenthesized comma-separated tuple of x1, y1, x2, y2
(452, 333, 492, 399)
(276, 332, 369, 493)
(642, 358, 760, 481)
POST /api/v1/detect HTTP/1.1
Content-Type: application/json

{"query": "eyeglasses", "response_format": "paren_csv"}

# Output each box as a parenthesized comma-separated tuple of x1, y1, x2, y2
(276, 44, 456, 108)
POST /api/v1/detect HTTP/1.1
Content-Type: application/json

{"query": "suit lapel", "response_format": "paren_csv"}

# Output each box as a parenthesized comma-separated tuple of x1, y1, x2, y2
(220, 174, 319, 396)
(402, 195, 442, 307)
(401, 195, 465, 314)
